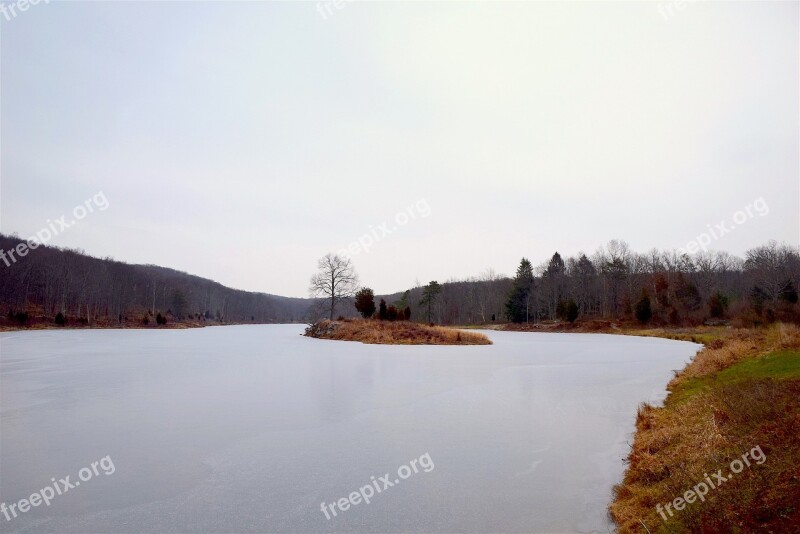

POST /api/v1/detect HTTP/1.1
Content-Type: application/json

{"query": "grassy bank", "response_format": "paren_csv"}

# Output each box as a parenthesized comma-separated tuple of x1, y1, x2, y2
(609, 323, 800, 532)
(305, 319, 492, 345)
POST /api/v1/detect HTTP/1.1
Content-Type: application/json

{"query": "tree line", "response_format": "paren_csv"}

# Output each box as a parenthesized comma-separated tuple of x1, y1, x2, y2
(320, 240, 799, 327)
(0, 233, 309, 326)
(4, 233, 796, 329)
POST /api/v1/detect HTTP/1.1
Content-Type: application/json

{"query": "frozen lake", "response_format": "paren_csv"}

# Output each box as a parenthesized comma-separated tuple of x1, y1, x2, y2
(0, 325, 699, 533)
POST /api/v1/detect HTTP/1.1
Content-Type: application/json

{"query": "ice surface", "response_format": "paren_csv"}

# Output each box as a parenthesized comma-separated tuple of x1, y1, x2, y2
(0, 325, 699, 533)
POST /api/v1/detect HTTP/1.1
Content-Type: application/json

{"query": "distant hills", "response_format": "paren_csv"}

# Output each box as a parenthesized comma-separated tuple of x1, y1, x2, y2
(0, 233, 311, 325)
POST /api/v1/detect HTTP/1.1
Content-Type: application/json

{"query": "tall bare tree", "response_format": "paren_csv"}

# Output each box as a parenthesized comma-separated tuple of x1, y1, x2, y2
(309, 253, 359, 320)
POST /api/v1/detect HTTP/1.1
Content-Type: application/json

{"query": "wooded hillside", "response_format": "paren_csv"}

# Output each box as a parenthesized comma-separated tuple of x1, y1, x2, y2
(0, 234, 310, 326)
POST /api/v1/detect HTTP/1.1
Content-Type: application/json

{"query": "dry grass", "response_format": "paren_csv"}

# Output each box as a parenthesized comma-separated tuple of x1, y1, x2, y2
(305, 319, 492, 345)
(610, 323, 800, 532)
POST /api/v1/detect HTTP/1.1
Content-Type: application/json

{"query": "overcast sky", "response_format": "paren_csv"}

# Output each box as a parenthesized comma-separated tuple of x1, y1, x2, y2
(1, 1, 797, 298)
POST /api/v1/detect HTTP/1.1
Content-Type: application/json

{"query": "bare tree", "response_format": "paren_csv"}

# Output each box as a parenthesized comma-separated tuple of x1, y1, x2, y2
(309, 253, 359, 320)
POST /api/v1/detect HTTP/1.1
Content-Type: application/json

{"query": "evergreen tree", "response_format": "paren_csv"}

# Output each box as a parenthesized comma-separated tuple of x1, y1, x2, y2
(394, 290, 410, 311)
(505, 258, 534, 323)
(557, 299, 579, 323)
(354, 287, 376, 318)
(635, 292, 652, 324)
(378, 299, 388, 320)
(565, 299, 579, 323)
(708, 292, 729, 318)
(171, 289, 188, 319)
(780, 280, 798, 304)
(419, 281, 442, 323)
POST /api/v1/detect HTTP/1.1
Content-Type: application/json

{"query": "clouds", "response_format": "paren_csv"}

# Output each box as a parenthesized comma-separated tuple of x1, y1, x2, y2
(1, 1, 797, 297)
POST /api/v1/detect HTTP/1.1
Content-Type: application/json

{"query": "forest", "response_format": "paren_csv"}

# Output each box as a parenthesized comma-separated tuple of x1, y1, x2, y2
(376, 239, 800, 327)
(0, 233, 309, 326)
(2, 232, 798, 329)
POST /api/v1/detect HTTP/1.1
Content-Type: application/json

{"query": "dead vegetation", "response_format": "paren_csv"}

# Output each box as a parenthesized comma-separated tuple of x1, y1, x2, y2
(304, 318, 492, 345)
(610, 323, 800, 532)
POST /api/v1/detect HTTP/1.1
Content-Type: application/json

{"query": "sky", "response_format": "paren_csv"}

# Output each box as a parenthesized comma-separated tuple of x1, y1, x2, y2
(1, 1, 798, 298)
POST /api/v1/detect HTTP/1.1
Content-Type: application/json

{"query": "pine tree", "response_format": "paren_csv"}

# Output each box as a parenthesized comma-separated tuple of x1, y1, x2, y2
(505, 258, 534, 323)
(419, 281, 442, 323)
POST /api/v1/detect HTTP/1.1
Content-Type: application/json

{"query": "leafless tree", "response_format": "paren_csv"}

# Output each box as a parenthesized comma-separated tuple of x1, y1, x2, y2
(309, 253, 359, 320)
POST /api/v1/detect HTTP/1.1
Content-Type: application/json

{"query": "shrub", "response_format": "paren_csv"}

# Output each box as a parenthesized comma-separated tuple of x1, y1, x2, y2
(557, 299, 579, 323)
(708, 292, 730, 318)
(635, 293, 652, 324)
(387, 305, 398, 321)
(378, 299, 388, 320)
(14, 311, 28, 325)
(142, 314, 150, 325)
(354, 287, 377, 318)
(54, 312, 66, 326)
(156, 313, 166, 325)
(780, 280, 798, 304)
(566, 300, 579, 322)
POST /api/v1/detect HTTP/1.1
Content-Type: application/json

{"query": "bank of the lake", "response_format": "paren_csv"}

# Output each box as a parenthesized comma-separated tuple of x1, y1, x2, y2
(607, 323, 800, 532)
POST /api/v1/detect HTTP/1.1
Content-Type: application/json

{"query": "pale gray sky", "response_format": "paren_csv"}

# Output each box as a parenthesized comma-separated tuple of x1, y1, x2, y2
(1, 1, 798, 297)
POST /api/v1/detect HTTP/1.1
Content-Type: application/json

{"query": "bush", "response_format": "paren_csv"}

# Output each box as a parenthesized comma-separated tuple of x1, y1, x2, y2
(378, 299, 388, 320)
(54, 312, 67, 326)
(14, 311, 28, 325)
(708, 292, 730, 318)
(635, 293, 652, 324)
(142, 314, 150, 325)
(780, 280, 798, 304)
(156, 313, 166, 325)
(557, 299, 579, 323)
(567, 301, 579, 322)
(387, 305, 398, 321)
(354, 287, 377, 318)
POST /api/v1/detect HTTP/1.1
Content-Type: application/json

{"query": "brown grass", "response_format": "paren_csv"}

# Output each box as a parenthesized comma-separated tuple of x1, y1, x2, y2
(305, 319, 492, 345)
(610, 323, 800, 532)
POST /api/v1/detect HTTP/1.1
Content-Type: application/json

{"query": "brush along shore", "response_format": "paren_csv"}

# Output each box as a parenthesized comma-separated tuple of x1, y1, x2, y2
(305, 318, 492, 345)
(494, 319, 799, 531)
(606, 323, 800, 532)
